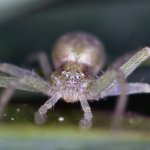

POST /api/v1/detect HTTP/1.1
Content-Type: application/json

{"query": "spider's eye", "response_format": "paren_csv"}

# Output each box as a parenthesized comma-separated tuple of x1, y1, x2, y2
(61, 71, 71, 79)
(76, 74, 80, 79)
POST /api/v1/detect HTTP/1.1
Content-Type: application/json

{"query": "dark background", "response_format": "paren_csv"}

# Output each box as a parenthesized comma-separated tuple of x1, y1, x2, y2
(0, 0, 150, 120)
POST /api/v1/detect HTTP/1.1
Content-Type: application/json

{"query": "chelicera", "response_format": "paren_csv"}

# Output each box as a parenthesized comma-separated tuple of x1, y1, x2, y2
(0, 32, 150, 128)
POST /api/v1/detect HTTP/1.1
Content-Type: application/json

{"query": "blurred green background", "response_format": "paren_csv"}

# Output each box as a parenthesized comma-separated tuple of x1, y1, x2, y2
(0, 0, 150, 149)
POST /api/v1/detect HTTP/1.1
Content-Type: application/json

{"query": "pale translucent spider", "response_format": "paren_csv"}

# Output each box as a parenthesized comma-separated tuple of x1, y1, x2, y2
(0, 32, 150, 128)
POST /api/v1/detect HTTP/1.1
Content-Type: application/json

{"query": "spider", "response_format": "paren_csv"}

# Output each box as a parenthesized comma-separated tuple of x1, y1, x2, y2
(0, 32, 150, 128)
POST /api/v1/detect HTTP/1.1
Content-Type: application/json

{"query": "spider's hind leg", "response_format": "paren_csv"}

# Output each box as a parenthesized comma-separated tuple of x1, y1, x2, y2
(102, 69, 128, 129)
(27, 51, 52, 80)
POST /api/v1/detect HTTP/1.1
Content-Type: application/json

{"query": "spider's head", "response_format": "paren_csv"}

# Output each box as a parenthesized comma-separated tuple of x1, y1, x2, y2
(60, 62, 86, 82)
(50, 62, 94, 102)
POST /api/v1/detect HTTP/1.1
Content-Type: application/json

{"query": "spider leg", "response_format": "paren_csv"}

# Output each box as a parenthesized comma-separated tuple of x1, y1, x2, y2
(0, 63, 41, 78)
(98, 69, 128, 129)
(90, 69, 128, 129)
(120, 47, 150, 77)
(0, 75, 51, 94)
(0, 63, 50, 94)
(0, 63, 51, 94)
(27, 51, 52, 80)
(101, 83, 150, 98)
(0, 75, 51, 120)
(109, 52, 135, 69)
(90, 47, 150, 97)
(79, 95, 93, 129)
(0, 77, 30, 119)
(0, 78, 22, 120)
(90, 47, 150, 128)
(110, 47, 150, 128)
(34, 93, 61, 125)
(104, 82, 150, 129)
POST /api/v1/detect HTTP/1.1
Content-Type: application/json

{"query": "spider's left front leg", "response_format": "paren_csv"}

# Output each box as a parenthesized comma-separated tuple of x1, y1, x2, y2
(89, 69, 127, 129)
(0, 77, 28, 120)
(79, 95, 93, 129)
(90, 47, 150, 129)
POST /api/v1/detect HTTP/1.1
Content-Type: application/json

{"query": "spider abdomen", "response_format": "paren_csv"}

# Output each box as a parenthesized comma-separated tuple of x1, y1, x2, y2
(51, 32, 105, 74)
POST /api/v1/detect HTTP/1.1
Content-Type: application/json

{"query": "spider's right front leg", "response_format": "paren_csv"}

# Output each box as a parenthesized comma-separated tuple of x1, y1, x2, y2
(0, 63, 41, 78)
(0, 75, 51, 121)
(79, 95, 93, 129)
(34, 93, 61, 125)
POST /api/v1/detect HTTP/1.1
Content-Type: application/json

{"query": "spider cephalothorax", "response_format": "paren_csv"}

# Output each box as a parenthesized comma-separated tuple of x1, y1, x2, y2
(49, 62, 95, 103)
(0, 32, 150, 128)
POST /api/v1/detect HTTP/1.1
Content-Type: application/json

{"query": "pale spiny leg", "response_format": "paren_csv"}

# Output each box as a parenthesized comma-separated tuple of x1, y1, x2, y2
(101, 83, 150, 98)
(109, 52, 135, 69)
(90, 47, 150, 129)
(95, 69, 127, 129)
(90, 47, 150, 96)
(90, 69, 127, 129)
(0, 75, 51, 94)
(120, 47, 150, 77)
(0, 63, 40, 78)
(0, 76, 34, 120)
(0, 75, 51, 120)
(101, 82, 150, 128)
(27, 51, 52, 80)
(112, 47, 150, 128)
(34, 93, 61, 125)
(79, 95, 93, 129)
(0, 63, 51, 94)
(111, 70, 127, 129)
(0, 80, 17, 120)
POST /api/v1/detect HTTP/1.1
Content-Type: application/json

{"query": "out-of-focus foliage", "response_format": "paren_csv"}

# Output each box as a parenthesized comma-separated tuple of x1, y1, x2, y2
(0, 104, 150, 150)
(0, 0, 54, 23)
(0, 1, 150, 64)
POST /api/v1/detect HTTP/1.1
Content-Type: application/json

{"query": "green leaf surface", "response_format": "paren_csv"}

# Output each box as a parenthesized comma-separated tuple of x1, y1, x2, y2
(0, 104, 149, 150)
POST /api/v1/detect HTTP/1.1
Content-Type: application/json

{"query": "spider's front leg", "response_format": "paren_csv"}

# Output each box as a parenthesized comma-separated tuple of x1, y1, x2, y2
(0, 79, 17, 119)
(0, 75, 50, 120)
(34, 93, 61, 125)
(79, 95, 93, 129)
(0, 63, 40, 78)
(90, 47, 150, 128)
(90, 69, 127, 129)
(0, 77, 30, 120)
